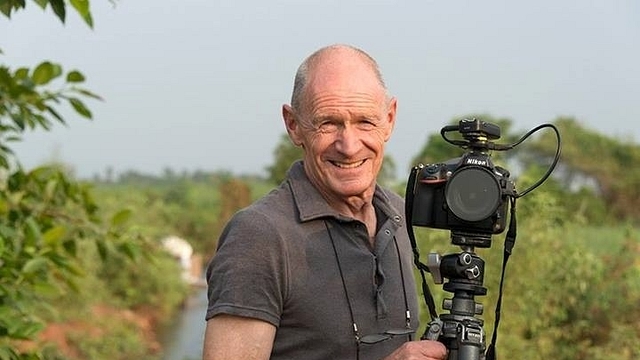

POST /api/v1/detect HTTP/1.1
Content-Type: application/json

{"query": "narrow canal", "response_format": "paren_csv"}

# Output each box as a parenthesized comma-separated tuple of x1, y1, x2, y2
(161, 287, 208, 360)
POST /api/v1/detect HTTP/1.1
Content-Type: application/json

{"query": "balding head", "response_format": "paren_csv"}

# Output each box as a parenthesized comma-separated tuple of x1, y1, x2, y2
(290, 44, 388, 112)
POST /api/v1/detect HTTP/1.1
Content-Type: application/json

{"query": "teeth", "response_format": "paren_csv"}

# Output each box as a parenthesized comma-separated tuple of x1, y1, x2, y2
(333, 160, 365, 169)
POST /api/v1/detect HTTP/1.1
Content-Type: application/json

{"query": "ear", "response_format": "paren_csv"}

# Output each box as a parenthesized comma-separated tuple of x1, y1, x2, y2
(383, 97, 398, 142)
(282, 104, 303, 146)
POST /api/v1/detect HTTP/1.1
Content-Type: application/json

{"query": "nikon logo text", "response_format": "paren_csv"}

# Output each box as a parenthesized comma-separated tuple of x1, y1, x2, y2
(465, 158, 488, 166)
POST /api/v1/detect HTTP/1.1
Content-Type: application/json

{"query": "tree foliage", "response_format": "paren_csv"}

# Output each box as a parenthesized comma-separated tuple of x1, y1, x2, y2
(525, 117, 640, 222)
(0, 2, 175, 359)
(0, 61, 100, 168)
(266, 134, 304, 185)
(0, 0, 94, 27)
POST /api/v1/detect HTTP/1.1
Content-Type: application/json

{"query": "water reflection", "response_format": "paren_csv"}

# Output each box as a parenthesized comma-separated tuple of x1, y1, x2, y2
(161, 287, 207, 360)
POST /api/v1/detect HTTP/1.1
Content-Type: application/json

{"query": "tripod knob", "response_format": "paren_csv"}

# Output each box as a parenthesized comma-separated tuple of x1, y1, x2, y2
(443, 298, 452, 311)
(465, 265, 481, 279)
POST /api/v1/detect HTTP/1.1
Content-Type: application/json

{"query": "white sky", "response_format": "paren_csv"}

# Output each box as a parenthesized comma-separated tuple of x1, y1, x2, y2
(1, 0, 639, 179)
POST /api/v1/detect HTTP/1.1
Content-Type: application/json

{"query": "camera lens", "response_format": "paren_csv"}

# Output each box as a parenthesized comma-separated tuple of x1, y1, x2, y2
(445, 167, 501, 222)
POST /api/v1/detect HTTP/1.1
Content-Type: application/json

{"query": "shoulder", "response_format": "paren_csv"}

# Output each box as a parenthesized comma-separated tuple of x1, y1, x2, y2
(216, 185, 297, 251)
(376, 186, 405, 212)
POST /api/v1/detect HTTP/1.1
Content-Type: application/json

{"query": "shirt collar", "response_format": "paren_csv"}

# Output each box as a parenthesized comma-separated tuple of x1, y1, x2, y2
(286, 161, 402, 227)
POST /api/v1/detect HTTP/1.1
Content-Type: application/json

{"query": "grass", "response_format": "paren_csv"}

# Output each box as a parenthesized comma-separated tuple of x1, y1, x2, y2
(565, 223, 639, 255)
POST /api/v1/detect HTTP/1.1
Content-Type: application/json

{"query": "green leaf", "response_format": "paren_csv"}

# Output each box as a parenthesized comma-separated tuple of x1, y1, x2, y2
(24, 217, 42, 245)
(43, 226, 66, 247)
(22, 257, 48, 274)
(10, 321, 45, 340)
(32, 61, 61, 85)
(68, 97, 92, 118)
(33, 281, 63, 297)
(74, 87, 103, 100)
(0, 2, 13, 18)
(14, 67, 29, 79)
(111, 208, 133, 227)
(46, 105, 66, 124)
(49, 0, 66, 23)
(66, 70, 85, 83)
(118, 242, 140, 260)
(33, 0, 48, 9)
(70, 0, 89, 16)
(70, 0, 93, 27)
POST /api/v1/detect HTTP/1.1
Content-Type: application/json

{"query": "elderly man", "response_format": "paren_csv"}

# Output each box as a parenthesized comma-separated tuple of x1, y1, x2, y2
(203, 44, 447, 360)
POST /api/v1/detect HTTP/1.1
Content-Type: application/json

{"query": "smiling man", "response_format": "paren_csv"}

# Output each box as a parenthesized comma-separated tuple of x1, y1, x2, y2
(203, 44, 447, 360)
(282, 45, 395, 242)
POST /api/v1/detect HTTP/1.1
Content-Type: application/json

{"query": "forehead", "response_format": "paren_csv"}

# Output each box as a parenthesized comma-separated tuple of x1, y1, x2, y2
(302, 55, 387, 115)
(308, 53, 384, 95)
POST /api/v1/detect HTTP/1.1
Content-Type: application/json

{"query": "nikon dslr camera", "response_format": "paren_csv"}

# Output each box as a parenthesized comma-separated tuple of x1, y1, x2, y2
(410, 119, 516, 246)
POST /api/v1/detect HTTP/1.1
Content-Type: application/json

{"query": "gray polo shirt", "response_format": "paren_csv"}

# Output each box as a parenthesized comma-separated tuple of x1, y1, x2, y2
(206, 161, 419, 360)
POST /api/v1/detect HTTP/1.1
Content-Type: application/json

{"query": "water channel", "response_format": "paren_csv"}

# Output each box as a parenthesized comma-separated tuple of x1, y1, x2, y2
(160, 287, 208, 360)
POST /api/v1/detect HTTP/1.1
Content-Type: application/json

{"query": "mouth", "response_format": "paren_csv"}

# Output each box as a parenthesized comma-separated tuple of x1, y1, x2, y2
(330, 159, 366, 169)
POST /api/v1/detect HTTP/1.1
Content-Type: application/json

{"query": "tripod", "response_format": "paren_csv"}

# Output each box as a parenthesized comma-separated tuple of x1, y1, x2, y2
(422, 234, 489, 360)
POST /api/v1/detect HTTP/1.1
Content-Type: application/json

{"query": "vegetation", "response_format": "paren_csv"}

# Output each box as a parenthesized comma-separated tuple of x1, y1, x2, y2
(2, 2, 639, 359)
(1, 2, 187, 359)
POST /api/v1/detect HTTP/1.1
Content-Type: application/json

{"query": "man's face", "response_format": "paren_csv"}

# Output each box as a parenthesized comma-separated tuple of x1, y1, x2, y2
(283, 53, 397, 202)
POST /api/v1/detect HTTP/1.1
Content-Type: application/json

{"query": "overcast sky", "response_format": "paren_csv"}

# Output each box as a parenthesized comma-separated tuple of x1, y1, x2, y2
(2, 0, 638, 179)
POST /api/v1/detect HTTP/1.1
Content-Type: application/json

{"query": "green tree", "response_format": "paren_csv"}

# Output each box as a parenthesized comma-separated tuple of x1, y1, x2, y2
(525, 117, 640, 222)
(266, 134, 304, 185)
(0, 2, 153, 358)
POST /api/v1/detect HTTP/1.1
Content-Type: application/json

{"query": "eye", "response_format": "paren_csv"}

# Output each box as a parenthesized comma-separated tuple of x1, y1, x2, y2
(317, 119, 339, 133)
(358, 118, 378, 130)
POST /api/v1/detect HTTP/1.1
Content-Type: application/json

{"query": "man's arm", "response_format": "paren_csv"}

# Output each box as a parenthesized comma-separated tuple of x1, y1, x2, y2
(202, 314, 277, 360)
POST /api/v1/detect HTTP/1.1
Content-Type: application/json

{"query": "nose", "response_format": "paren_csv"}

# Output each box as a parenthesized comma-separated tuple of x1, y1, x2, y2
(334, 124, 361, 156)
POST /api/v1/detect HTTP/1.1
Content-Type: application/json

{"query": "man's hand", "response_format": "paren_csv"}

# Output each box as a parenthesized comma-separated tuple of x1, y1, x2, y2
(383, 340, 448, 360)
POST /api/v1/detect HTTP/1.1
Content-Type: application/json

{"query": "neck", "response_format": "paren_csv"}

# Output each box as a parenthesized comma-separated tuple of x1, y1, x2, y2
(326, 193, 377, 239)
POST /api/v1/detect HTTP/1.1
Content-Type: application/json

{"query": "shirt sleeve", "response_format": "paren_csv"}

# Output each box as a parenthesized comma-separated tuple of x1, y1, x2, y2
(205, 208, 288, 327)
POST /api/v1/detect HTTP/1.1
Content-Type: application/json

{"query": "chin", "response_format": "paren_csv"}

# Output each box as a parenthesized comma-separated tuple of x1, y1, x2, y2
(331, 179, 374, 197)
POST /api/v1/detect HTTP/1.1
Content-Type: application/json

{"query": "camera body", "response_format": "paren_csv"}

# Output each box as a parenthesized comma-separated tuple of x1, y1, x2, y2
(411, 150, 514, 242)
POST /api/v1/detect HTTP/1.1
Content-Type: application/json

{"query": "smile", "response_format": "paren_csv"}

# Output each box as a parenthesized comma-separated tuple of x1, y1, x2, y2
(330, 160, 366, 169)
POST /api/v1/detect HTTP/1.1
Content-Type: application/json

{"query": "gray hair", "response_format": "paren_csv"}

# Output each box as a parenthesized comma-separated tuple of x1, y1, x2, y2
(290, 44, 388, 111)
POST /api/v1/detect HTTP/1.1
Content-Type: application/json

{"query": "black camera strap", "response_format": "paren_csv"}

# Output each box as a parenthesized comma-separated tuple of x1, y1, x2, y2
(485, 196, 517, 360)
(404, 166, 439, 321)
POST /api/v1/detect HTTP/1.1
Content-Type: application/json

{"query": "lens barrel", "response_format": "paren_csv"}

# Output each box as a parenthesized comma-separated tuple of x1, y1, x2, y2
(445, 166, 501, 222)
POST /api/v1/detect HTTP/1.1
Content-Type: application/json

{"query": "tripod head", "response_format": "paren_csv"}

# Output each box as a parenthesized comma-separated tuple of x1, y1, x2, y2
(423, 243, 487, 360)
